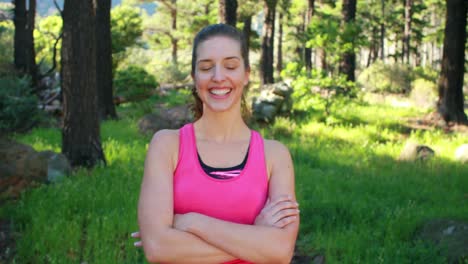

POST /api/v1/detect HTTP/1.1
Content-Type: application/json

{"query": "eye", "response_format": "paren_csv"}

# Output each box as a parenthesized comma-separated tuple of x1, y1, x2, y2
(198, 65, 213, 71)
(225, 65, 237, 70)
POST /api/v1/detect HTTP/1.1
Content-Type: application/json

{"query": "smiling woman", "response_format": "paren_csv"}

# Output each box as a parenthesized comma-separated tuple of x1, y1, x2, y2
(134, 24, 299, 264)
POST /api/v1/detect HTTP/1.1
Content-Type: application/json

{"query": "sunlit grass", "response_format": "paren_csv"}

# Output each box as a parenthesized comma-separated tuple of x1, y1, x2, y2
(3, 93, 467, 263)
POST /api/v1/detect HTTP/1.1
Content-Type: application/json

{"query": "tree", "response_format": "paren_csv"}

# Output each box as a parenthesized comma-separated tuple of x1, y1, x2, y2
(219, 0, 238, 26)
(96, 0, 117, 120)
(402, 0, 413, 64)
(304, 0, 314, 74)
(13, 0, 37, 85)
(338, 0, 356, 82)
(436, 0, 467, 124)
(61, 0, 106, 167)
(260, 0, 277, 84)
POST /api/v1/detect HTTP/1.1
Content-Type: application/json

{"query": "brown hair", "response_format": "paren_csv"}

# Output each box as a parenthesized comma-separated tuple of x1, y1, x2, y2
(191, 24, 250, 120)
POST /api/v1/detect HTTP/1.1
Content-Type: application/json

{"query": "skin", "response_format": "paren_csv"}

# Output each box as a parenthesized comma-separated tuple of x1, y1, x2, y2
(136, 36, 299, 263)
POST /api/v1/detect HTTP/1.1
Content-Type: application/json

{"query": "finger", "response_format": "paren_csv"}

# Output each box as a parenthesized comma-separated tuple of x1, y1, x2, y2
(274, 215, 298, 228)
(134, 241, 143, 247)
(272, 208, 300, 223)
(263, 195, 295, 212)
(131, 231, 140, 238)
(269, 200, 299, 216)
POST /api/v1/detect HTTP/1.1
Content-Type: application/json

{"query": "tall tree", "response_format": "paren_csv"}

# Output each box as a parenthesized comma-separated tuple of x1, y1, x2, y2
(436, 0, 467, 124)
(218, 0, 238, 26)
(402, 0, 413, 64)
(61, 0, 106, 167)
(13, 0, 37, 85)
(260, 0, 277, 84)
(151, 0, 178, 65)
(96, 0, 117, 120)
(276, 11, 283, 77)
(304, 0, 314, 74)
(380, 0, 385, 61)
(338, 0, 356, 82)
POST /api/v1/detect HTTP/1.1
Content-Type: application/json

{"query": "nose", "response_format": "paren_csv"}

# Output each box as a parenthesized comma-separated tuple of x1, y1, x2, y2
(212, 65, 225, 82)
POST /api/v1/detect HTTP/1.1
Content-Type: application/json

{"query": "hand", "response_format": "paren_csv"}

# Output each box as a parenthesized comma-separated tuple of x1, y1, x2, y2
(254, 195, 299, 228)
(131, 231, 142, 247)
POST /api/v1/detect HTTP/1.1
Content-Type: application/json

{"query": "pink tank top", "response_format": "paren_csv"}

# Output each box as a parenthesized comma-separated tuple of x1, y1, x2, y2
(173, 123, 269, 264)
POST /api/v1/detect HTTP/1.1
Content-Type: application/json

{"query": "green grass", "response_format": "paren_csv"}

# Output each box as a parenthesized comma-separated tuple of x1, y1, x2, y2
(2, 94, 467, 263)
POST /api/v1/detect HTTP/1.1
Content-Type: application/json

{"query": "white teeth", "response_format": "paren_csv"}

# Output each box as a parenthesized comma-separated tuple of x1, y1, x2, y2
(210, 89, 231, 95)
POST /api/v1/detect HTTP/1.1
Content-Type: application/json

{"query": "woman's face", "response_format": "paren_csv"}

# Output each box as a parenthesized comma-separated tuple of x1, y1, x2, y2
(193, 36, 250, 114)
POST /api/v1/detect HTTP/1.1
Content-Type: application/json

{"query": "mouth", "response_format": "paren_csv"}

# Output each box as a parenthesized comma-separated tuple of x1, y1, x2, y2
(209, 88, 232, 96)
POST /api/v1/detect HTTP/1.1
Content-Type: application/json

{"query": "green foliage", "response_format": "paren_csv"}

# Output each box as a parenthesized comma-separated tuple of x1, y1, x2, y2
(412, 66, 438, 83)
(357, 61, 413, 94)
(410, 78, 437, 109)
(113, 65, 158, 99)
(110, 4, 143, 54)
(34, 15, 62, 71)
(0, 21, 14, 65)
(0, 76, 42, 134)
(281, 62, 356, 115)
(305, 3, 366, 73)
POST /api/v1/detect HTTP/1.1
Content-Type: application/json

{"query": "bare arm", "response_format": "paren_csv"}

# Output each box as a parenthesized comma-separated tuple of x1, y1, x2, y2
(138, 130, 236, 263)
(175, 140, 299, 264)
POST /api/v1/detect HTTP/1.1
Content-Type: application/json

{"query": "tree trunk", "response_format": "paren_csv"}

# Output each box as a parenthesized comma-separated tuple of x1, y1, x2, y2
(13, 0, 37, 85)
(436, 0, 467, 124)
(380, 0, 385, 61)
(61, 0, 106, 168)
(96, 0, 117, 120)
(339, 0, 356, 82)
(402, 0, 413, 64)
(304, 0, 314, 75)
(242, 15, 251, 56)
(315, 0, 326, 72)
(219, 0, 237, 26)
(260, 0, 277, 85)
(171, 0, 178, 65)
(276, 12, 283, 77)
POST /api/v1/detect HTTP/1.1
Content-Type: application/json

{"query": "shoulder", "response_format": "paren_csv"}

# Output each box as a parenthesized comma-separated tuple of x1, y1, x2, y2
(264, 139, 291, 160)
(263, 138, 293, 177)
(147, 129, 180, 167)
(149, 129, 180, 150)
(150, 129, 179, 144)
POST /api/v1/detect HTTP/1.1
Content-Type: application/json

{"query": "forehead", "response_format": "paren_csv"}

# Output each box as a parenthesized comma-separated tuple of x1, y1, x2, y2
(196, 36, 242, 61)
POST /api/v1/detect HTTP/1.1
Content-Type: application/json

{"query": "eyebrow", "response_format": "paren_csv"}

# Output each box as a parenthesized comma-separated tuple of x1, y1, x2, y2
(197, 56, 241, 64)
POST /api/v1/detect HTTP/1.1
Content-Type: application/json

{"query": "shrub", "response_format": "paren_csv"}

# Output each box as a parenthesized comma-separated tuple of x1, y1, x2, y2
(0, 76, 41, 134)
(357, 61, 412, 94)
(410, 78, 437, 110)
(113, 65, 158, 99)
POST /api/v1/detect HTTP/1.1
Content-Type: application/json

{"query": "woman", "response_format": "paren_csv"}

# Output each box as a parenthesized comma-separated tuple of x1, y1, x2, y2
(134, 24, 299, 263)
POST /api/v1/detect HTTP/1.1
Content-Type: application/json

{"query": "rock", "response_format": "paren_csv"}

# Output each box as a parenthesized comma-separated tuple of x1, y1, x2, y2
(0, 138, 70, 200)
(38, 151, 71, 183)
(454, 144, 468, 163)
(138, 104, 193, 135)
(415, 219, 468, 263)
(398, 141, 435, 161)
(251, 82, 293, 122)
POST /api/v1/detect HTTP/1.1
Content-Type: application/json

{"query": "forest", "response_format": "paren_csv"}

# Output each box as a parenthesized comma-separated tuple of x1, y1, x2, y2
(0, 0, 467, 263)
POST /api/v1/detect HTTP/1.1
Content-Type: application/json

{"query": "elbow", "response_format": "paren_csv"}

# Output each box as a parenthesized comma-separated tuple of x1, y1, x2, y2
(266, 243, 295, 264)
(142, 241, 162, 263)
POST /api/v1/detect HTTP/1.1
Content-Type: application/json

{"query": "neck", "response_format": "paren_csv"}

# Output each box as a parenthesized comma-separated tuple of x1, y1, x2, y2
(194, 106, 249, 143)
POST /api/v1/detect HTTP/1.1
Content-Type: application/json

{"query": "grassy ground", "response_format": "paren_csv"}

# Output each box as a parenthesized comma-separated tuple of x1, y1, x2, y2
(2, 92, 467, 263)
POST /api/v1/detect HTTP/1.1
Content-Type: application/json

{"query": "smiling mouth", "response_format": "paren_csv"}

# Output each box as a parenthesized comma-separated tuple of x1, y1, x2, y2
(209, 88, 232, 96)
